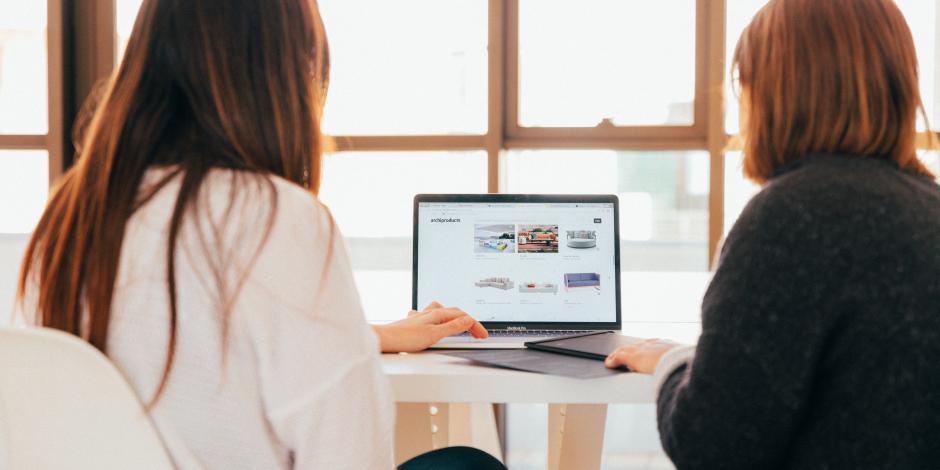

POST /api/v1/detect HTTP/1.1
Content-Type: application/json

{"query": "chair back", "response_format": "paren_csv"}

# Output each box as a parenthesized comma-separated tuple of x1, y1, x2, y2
(0, 326, 174, 469)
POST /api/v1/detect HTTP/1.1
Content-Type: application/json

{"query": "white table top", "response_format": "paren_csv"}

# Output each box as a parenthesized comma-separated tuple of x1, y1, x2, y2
(381, 351, 657, 404)
(377, 271, 709, 405)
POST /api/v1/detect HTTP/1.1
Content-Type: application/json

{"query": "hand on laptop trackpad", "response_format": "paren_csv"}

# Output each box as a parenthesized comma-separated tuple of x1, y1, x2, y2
(429, 330, 596, 350)
(430, 334, 529, 349)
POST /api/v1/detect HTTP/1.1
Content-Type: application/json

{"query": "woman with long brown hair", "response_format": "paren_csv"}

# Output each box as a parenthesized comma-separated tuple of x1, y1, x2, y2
(16, 0, 505, 468)
(606, 0, 940, 468)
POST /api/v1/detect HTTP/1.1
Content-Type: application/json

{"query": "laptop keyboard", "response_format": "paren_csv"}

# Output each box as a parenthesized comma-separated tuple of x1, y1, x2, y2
(459, 330, 592, 338)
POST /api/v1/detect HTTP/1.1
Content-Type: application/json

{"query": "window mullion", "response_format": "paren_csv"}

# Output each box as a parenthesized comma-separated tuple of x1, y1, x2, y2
(487, 0, 507, 194)
(705, 0, 728, 268)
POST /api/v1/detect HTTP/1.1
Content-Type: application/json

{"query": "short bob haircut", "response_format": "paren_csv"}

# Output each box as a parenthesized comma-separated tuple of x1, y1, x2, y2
(733, 0, 936, 184)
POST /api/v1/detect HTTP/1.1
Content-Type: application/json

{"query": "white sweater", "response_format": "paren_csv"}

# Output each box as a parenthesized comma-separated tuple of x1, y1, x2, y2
(29, 168, 395, 469)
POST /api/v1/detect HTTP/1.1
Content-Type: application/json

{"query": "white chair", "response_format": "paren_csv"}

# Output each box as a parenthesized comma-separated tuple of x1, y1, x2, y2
(0, 326, 174, 470)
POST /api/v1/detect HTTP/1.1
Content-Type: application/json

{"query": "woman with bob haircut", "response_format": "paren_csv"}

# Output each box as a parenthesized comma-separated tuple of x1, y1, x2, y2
(606, 0, 940, 468)
(16, 0, 507, 468)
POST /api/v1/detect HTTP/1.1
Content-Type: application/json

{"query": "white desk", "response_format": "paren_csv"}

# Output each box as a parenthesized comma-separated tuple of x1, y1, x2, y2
(383, 351, 655, 404)
(382, 351, 658, 470)
(374, 272, 709, 469)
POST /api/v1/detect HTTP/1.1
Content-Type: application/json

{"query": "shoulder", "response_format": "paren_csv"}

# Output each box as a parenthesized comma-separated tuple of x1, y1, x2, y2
(741, 154, 933, 226)
(723, 154, 939, 265)
(201, 169, 328, 216)
(199, 170, 354, 311)
(197, 169, 335, 240)
(762, 153, 939, 210)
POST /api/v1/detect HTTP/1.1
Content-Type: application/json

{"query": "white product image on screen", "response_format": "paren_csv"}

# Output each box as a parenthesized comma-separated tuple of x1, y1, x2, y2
(566, 230, 597, 248)
(518, 281, 558, 294)
(475, 277, 514, 290)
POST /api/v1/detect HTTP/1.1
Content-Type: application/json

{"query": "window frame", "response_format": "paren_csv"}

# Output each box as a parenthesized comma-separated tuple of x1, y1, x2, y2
(0, 0, 66, 187)
(503, 0, 710, 142)
(43, 0, 940, 268)
(325, 0, 728, 267)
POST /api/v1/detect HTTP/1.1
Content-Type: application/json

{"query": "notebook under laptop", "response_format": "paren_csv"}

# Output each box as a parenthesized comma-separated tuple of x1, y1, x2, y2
(413, 194, 622, 349)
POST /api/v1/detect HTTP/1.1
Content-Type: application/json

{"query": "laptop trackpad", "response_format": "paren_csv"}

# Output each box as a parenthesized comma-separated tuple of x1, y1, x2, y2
(429, 335, 527, 349)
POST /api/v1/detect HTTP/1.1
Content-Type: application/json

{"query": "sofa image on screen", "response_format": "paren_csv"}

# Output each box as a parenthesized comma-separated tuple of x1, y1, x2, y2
(564, 273, 601, 291)
(474, 277, 514, 290)
(517, 225, 559, 253)
(519, 282, 558, 294)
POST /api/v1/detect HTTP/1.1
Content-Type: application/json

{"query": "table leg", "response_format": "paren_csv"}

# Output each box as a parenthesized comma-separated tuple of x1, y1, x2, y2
(455, 403, 503, 462)
(394, 403, 435, 466)
(394, 403, 504, 466)
(547, 403, 608, 470)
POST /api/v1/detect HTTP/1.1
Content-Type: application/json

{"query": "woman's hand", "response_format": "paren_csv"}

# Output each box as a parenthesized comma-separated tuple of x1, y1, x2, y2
(372, 302, 488, 353)
(604, 338, 680, 374)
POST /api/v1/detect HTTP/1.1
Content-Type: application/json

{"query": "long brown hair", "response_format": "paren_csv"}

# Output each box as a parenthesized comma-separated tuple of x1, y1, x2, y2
(18, 0, 330, 405)
(733, 0, 936, 183)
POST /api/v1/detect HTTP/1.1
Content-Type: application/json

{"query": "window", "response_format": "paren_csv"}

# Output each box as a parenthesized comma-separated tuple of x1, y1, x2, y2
(505, 150, 709, 271)
(0, 5, 48, 134)
(0, 150, 48, 233)
(317, 150, 486, 322)
(724, 0, 769, 135)
(517, 0, 696, 128)
(107, 0, 940, 290)
(896, 0, 940, 129)
(113, 0, 723, 278)
(319, 0, 487, 135)
(726, 0, 940, 134)
(0, 1, 61, 235)
(116, 0, 142, 61)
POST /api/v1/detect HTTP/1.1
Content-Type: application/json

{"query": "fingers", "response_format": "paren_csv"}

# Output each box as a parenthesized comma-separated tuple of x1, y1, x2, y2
(422, 303, 487, 338)
(434, 315, 478, 339)
(467, 318, 489, 339)
(604, 347, 635, 370)
(424, 307, 471, 324)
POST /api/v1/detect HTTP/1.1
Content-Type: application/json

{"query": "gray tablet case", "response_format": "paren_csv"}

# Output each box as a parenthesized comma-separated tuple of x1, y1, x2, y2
(440, 349, 623, 379)
(525, 331, 641, 361)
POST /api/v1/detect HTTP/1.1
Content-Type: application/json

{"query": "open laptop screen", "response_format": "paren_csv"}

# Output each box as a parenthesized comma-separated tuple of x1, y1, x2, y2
(414, 197, 619, 325)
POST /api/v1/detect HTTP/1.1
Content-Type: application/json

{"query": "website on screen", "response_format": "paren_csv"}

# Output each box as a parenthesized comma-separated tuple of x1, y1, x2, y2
(417, 202, 617, 323)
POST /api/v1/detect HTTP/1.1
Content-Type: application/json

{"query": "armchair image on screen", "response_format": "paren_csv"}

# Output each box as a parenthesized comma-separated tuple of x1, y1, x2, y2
(566, 230, 597, 248)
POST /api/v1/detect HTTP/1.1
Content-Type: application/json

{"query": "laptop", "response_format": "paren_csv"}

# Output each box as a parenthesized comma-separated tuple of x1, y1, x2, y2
(413, 194, 622, 349)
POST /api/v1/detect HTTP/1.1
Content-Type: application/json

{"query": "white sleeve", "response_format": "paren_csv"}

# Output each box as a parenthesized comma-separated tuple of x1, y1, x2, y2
(236, 184, 394, 470)
(653, 345, 696, 396)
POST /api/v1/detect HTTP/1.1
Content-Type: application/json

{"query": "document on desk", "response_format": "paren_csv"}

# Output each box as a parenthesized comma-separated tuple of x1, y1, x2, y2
(440, 349, 625, 379)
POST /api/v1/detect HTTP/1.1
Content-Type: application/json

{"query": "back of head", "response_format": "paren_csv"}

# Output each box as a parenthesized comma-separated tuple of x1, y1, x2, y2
(110, 0, 329, 186)
(19, 0, 331, 406)
(733, 0, 935, 183)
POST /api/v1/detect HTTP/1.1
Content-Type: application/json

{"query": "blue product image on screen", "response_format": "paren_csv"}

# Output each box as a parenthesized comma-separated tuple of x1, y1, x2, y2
(564, 273, 601, 291)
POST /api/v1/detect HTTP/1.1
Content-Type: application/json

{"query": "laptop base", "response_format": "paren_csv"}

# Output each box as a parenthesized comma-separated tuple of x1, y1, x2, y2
(428, 330, 592, 350)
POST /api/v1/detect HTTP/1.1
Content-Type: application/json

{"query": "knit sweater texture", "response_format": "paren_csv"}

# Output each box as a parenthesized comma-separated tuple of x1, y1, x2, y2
(657, 153, 940, 469)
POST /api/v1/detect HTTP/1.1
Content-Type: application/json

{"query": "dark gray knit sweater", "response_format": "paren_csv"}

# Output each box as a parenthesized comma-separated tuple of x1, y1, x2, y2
(658, 153, 940, 469)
